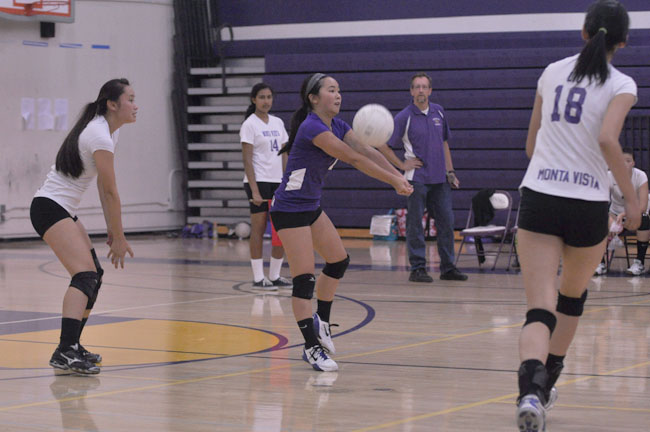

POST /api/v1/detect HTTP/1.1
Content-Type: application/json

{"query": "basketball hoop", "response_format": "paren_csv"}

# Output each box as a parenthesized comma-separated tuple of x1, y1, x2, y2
(18, 0, 68, 16)
(0, 0, 73, 21)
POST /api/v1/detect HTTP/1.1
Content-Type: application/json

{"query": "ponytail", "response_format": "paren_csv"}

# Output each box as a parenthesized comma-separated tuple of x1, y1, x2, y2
(55, 102, 98, 178)
(569, 0, 629, 86)
(245, 82, 273, 120)
(279, 73, 328, 155)
(55, 78, 129, 178)
(569, 29, 610, 85)
(280, 104, 309, 155)
(244, 103, 256, 119)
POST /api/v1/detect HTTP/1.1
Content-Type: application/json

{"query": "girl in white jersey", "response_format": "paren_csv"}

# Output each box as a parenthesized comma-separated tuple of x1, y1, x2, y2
(240, 83, 291, 289)
(594, 147, 649, 276)
(515, 2, 639, 431)
(30, 79, 137, 375)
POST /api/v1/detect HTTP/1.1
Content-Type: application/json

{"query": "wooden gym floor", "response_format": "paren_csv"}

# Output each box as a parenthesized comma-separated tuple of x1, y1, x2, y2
(0, 234, 648, 431)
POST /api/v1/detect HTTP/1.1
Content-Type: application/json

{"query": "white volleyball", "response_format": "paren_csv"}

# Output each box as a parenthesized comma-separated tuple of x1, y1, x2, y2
(352, 104, 394, 147)
(234, 221, 251, 239)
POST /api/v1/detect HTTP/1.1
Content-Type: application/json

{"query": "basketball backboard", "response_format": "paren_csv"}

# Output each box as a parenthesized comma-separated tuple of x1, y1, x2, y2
(0, 0, 74, 23)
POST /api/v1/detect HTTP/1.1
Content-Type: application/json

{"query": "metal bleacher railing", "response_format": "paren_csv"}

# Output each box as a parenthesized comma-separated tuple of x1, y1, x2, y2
(172, 0, 237, 224)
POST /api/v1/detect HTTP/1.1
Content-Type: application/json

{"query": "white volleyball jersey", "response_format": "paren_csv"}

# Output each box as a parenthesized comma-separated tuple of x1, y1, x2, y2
(35, 116, 119, 215)
(240, 113, 288, 183)
(520, 54, 637, 201)
(608, 167, 648, 215)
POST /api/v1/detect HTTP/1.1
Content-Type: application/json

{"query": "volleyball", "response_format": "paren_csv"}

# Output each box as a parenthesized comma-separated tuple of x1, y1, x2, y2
(234, 221, 251, 239)
(352, 104, 394, 148)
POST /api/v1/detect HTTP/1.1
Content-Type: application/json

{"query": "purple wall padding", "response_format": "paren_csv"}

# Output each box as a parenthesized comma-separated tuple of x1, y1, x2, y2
(212, 3, 650, 228)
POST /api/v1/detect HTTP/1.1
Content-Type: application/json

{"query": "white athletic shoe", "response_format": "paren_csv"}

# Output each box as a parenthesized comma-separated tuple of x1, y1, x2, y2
(594, 262, 607, 276)
(516, 394, 546, 432)
(302, 345, 338, 372)
(544, 387, 558, 411)
(313, 313, 335, 354)
(626, 259, 645, 276)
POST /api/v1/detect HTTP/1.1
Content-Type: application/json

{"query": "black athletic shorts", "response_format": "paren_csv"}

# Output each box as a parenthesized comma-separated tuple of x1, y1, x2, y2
(270, 207, 323, 231)
(244, 182, 280, 213)
(518, 187, 608, 247)
(30, 197, 78, 238)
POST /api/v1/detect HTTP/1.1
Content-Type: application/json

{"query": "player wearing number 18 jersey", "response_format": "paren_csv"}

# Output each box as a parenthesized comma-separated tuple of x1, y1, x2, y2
(520, 53, 637, 201)
(514, 1, 638, 431)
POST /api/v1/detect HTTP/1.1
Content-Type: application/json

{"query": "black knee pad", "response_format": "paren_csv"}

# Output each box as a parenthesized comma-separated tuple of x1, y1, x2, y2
(88, 249, 103, 309)
(322, 254, 350, 279)
(70, 271, 99, 305)
(556, 290, 588, 317)
(292, 273, 316, 299)
(523, 308, 557, 335)
(640, 214, 650, 231)
(90, 248, 104, 289)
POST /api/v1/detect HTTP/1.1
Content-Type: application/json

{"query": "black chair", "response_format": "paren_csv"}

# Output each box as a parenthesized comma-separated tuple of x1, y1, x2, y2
(605, 229, 634, 272)
(455, 190, 514, 270)
(506, 205, 520, 271)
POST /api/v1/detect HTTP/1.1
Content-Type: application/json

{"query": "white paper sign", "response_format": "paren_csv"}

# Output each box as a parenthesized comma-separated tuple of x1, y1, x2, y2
(21, 97, 35, 130)
(37, 97, 54, 130)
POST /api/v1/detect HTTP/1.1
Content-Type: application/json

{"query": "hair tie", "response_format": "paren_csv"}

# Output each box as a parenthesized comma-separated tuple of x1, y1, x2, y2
(598, 27, 608, 35)
(305, 73, 326, 96)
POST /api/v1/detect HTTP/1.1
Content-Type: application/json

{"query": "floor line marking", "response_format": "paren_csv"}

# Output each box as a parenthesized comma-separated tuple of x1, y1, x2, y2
(495, 400, 650, 413)
(339, 323, 523, 359)
(339, 296, 650, 360)
(350, 360, 650, 431)
(0, 265, 647, 416)
(0, 362, 296, 412)
(0, 293, 254, 326)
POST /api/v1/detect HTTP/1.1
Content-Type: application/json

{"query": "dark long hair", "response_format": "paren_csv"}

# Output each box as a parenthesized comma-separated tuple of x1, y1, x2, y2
(279, 73, 328, 155)
(569, 0, 629, 86)
(55, 78, 130, 178)
(244, 83, 273, 119)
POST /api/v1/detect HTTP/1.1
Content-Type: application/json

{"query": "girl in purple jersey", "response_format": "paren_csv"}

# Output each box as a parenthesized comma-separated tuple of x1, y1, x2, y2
(270, 73, 412, 371)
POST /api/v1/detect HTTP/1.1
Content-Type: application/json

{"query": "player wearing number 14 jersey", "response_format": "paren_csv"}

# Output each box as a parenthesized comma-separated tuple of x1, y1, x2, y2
(515, 1, 638, 431)
(240, 83, 291, 289)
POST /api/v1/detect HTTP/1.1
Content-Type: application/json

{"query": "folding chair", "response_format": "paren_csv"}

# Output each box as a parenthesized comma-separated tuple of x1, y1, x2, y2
(506, 205, 520, 271)
(605, 229, 634, 272)
(455, 190, 514, 270)
(603, 192, 650, 273)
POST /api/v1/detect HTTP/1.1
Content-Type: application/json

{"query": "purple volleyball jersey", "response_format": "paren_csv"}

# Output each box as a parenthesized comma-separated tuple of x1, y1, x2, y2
(271, 112, 351, 212)
(388, 102, 450, 184)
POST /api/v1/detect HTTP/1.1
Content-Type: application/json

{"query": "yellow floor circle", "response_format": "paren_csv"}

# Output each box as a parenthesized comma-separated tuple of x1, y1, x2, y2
(0, 319, 284, 368)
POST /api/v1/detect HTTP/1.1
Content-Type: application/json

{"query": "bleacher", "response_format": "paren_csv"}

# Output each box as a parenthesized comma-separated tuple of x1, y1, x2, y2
(173, 6, 650, 231)
(259, 45, 650, 229)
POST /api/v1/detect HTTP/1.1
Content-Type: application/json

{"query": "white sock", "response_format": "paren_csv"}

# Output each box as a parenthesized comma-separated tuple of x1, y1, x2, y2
(251, 259, 265, 282)
(269, 257, 284, 281)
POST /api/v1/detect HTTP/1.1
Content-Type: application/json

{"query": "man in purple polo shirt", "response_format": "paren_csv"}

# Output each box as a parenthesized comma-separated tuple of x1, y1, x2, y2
(378, 72, 468, 282)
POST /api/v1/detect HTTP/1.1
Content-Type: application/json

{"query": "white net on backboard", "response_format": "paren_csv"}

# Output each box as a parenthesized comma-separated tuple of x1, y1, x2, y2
(0, 0, 74, 22)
